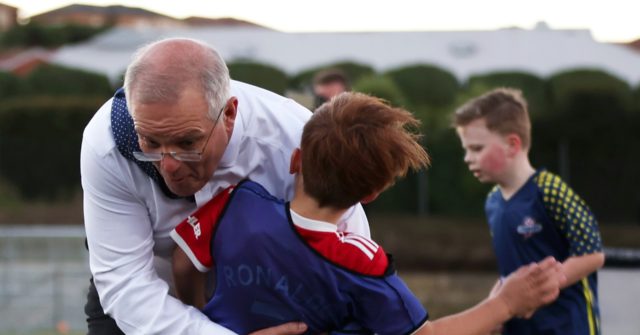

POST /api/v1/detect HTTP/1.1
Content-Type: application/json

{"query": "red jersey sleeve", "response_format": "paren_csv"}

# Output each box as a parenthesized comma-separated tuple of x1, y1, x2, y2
(295, 227, 389, 276)
(170, 185, 235, 272)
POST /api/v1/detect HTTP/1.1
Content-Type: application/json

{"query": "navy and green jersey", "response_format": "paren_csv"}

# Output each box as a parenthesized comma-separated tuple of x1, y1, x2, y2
(485, 170, 602, 335)
(172, 180, 428, 334)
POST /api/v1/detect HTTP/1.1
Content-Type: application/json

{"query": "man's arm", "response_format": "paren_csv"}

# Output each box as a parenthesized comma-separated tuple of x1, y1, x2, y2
(417, 257, 565, 335)
(81, 115, 236, 334)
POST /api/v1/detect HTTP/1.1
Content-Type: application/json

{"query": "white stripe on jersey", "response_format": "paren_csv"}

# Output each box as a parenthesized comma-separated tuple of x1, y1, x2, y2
(338, 234, 379, 260)
(343, 239, 375, 260)
(346, 234, 379, 251)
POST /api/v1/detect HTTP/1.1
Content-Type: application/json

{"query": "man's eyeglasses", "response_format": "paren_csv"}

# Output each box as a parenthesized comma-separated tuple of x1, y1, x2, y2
(132, 104, 226, 162)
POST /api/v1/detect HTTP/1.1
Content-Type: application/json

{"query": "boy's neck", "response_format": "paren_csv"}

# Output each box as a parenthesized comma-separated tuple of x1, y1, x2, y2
(290, 191, 347, 225)
(498, 153, 536, 200)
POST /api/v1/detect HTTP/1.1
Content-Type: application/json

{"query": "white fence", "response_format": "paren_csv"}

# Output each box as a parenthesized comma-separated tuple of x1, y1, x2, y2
(0, 225, 90, 334)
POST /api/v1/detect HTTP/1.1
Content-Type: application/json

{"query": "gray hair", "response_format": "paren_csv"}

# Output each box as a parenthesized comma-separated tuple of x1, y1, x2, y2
(123, 37, 230, 121)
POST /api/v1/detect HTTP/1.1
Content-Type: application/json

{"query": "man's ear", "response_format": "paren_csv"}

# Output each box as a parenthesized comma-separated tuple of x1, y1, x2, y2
(289, 148, 302, 174)
(505, 134, 522, 157)
(223, 97, 238, 136)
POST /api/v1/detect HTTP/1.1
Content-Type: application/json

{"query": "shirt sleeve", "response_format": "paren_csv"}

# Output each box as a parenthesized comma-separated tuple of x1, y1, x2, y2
(171, 186, 235, 272)
(350, 274, 428, 335)
(536, 172, 603, 256)
(81, 101, 237, 335)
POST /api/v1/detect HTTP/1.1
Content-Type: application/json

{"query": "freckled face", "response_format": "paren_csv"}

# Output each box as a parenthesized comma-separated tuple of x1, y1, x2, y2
(456, 118, 509, 184)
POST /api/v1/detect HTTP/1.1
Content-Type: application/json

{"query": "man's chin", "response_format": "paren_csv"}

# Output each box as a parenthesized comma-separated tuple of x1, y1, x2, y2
(166, 181, 200, 197)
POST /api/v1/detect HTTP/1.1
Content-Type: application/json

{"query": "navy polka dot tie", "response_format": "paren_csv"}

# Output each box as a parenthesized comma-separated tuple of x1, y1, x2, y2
(110, 88, 187, 200)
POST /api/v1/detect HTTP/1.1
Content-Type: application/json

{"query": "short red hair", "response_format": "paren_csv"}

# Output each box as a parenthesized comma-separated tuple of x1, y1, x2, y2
(301, 92, 430, 209)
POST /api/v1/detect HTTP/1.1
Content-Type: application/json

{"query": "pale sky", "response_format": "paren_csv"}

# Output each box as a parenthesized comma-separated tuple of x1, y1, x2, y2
(3, 0, 639, 43)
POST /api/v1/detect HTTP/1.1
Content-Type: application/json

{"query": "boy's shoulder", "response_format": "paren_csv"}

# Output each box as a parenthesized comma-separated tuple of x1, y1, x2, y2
(532, 170, 564, 189)
(294, 225, 391, 277)
(532, 170, 575, 201)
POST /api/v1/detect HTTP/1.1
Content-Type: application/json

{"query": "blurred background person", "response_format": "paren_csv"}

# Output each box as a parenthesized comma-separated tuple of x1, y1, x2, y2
(312, 68, 350, 108)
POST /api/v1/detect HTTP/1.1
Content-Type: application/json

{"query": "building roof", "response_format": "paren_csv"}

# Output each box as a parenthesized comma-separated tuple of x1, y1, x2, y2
(50, 25, 640, 86)
(0, 47, 54, 75)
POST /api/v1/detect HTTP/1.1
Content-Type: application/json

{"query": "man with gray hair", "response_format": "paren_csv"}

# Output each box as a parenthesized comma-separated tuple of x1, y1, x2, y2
(81, 38, 369, 334)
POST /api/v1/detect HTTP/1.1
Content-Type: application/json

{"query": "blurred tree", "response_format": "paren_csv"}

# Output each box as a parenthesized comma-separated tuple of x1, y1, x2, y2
(0, 22, 110, 48)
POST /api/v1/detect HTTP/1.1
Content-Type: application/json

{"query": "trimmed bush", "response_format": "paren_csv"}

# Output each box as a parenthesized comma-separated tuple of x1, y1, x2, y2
(535, 69, 636, 222)
(0, 96, 102, 199)
(289, 61, 375, 91)
(228, 61, 288, 95)
(352, 75, 407, 108)
(0, 71, 21, 99)
(385, 64, 459, 108)
(23, 64, 112, 97)
(467, 71, 549, 119)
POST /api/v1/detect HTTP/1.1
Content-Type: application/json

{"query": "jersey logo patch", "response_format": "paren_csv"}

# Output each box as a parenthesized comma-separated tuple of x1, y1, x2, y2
(187, 215, 202, 239)
(517, 217, 543, 239)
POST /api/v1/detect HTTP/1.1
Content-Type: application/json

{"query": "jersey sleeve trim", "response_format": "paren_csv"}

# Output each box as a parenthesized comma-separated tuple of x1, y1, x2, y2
(170, 229, 210, 272)
(409, 318, 430, 335)
(170, 184, 236, 272)
(287, 203, 392, 277)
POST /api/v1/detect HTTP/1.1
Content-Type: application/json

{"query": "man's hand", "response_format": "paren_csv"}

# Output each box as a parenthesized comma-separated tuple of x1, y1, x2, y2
(249, 322, 308, 335)
(496, 256, 566, 318)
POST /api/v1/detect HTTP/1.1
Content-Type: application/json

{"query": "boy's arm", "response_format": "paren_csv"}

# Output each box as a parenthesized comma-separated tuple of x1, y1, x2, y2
(417, 257, 565, 335)
(169, 185, 236, 306)
(561, 253, 605, 289)
(172, 246, 207, 309)
(537, 172, 604, 285)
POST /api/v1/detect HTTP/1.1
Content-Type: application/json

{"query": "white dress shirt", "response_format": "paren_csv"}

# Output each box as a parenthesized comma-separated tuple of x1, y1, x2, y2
(81, 81, 370, 334)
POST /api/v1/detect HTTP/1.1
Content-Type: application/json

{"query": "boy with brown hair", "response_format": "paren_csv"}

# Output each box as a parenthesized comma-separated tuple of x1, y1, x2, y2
(171, 92, 565, 334)
(454, 87, 604, 335)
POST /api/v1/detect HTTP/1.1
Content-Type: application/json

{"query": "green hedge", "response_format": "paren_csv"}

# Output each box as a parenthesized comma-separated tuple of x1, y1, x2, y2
(0, 96, 102, 199)
(352, 75, 407, 107)
(228, 61, 288, 95)
(22, 64, 113, 97)
(534, 69, 637, 222)
(0, 71, 21, 99)
(289, 61, 376, 91)
(385, 64, 459, 108)
(467, 71, 549, 119)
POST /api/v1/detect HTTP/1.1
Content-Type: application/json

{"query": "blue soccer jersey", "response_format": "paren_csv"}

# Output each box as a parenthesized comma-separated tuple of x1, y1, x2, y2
(485, 170, 602, 335)
(172, 180, 428, 334)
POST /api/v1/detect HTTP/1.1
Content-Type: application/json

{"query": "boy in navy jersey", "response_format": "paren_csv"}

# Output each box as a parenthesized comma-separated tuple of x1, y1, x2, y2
(171, 92, 565, 334)
(454, 88, 604, 335)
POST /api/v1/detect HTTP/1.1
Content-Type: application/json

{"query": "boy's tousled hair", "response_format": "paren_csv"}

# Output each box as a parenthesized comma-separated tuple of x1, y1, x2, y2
(453, 88, 531, 149)
(301, 92, 430, 209)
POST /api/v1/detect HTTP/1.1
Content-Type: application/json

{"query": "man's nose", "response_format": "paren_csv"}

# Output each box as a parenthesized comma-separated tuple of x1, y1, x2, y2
(159, 154, 181, 173)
